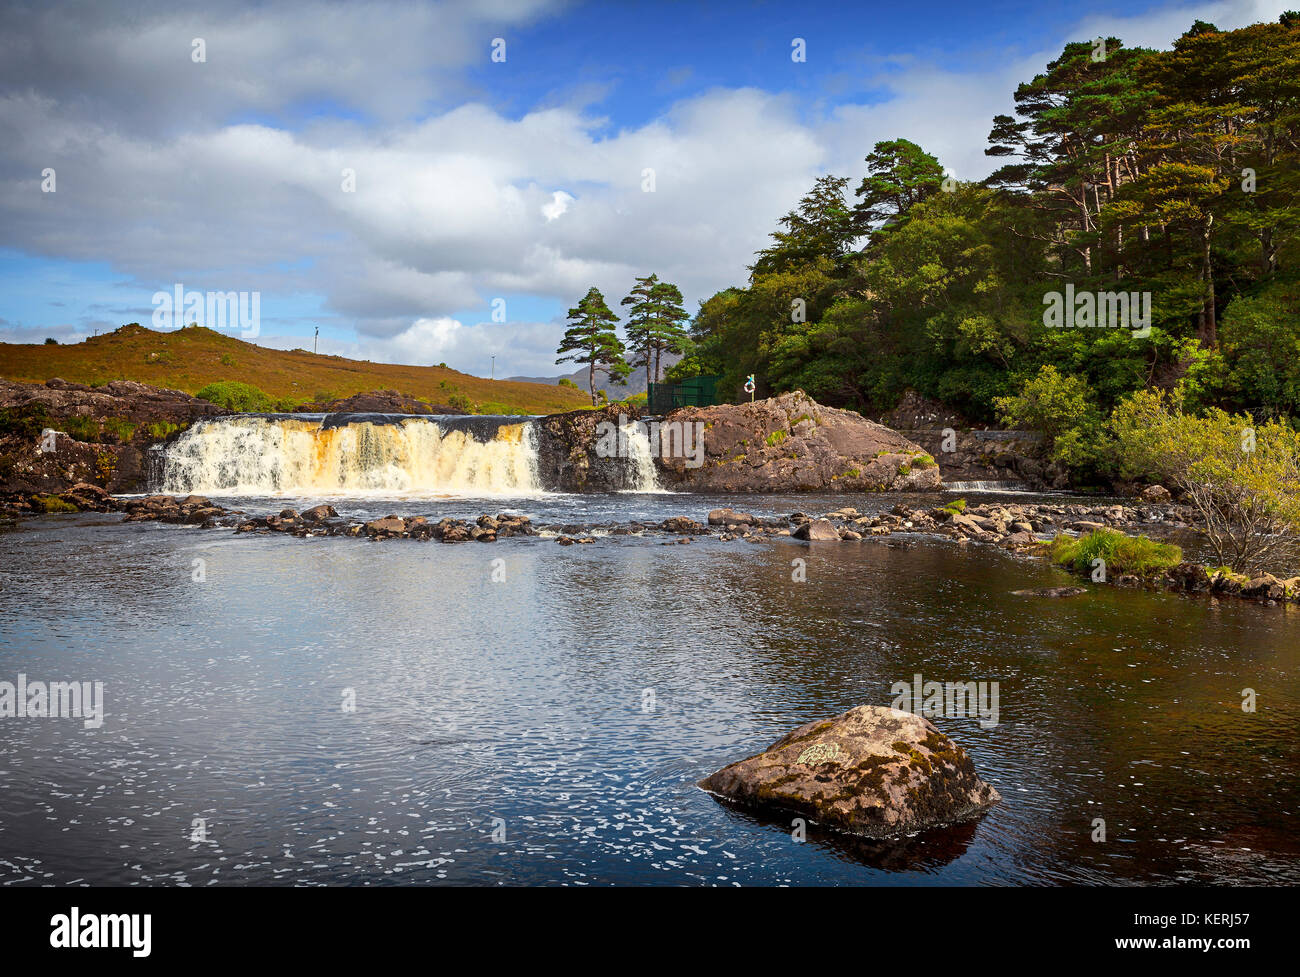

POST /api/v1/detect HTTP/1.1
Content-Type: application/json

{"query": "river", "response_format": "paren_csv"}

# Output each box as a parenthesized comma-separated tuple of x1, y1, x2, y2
(2, 488, 1297, 885)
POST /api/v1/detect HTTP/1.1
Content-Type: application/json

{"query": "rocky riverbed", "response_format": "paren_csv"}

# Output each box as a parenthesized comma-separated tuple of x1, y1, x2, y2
(12, 488, 1295, 607)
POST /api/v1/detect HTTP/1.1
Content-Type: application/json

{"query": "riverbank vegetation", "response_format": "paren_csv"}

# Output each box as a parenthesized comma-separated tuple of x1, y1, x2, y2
(1047, 529, 1183, 577)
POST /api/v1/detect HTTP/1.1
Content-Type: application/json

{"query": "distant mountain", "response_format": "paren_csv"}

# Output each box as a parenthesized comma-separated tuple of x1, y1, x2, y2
(508, 353, 681, 397)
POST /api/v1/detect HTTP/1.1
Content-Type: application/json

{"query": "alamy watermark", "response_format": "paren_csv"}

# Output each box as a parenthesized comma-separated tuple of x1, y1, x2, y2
(152, 283, 260, 338)
(595, 413, 705, 468)
(890, 672, 999, 728)
(0, 674, 104, 728)
(1043, 284, 1150, 337)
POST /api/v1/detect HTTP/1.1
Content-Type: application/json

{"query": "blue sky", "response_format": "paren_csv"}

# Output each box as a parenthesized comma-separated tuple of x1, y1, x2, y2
(0, 0, 1291, 376)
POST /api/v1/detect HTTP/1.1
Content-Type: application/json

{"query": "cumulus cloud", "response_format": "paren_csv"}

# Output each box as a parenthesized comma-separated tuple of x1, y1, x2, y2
(258, 315, 567, 377)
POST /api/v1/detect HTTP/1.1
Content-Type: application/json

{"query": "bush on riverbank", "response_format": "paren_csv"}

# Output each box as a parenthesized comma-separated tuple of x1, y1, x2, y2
(1047, 529, 1182, 578)
(1110, 389, 1300, 573)
(195, 381, 282, 412)
(31, 493, 78, 513)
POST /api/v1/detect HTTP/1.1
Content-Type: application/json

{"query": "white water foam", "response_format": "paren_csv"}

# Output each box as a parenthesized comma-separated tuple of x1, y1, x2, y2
(159, 416, 545, 496)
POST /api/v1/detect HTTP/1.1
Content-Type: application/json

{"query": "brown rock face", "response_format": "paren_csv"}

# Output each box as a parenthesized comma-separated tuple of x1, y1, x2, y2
(529, 391, 940, 493)
(364, 516, 407, 536)
(0, 378, 224, 497)
(699, 705, 999, 839)
(656, 391, 941, 493)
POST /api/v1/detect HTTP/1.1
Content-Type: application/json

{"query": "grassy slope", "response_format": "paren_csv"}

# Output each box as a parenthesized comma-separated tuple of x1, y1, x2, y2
(0, 324, 590, 414)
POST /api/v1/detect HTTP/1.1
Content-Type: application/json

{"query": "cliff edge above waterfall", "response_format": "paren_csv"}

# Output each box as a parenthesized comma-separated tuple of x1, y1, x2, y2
(2, 379, 940, 505)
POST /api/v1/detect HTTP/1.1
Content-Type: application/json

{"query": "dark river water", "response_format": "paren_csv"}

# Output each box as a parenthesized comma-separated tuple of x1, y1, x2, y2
(2, 490, 1298, 885)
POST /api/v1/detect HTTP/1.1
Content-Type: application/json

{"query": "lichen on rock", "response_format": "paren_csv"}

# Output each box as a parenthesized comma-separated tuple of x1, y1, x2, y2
(699, 704, 1000, 839)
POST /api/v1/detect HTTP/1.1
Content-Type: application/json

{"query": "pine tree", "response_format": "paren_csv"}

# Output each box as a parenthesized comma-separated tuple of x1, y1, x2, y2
(852, 139, 946, 238)
(751, 175, 856, 276)
(622, 274, 691, 387)
(557, 287, 630, 405)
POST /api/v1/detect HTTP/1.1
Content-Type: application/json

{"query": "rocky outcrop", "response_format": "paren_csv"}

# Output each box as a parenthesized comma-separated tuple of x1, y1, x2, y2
(532, 403, 651, 492)
(0, 378, 225, 498)
(655, 391, 941, 493)
(699, 705, 1000, 839)
(532, 392, 939, 493)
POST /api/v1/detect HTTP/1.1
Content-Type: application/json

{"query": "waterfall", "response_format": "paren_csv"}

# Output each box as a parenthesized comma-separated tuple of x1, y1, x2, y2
(158, 414, 544, 496)
(620, 418, 662, 492)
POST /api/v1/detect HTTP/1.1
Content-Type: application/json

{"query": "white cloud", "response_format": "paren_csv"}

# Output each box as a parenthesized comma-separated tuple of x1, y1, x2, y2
(259, 315, 567, 377)
(541, 190, 574, 222)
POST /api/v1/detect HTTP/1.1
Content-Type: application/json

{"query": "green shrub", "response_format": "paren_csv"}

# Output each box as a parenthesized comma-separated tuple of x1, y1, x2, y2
(61, 416, 101, 442)
(996, 365, 1107, 475)
(32, 494, 78, 513)
(220, 353, 237, 367)
(0, 404, 50, 440)
(102, 417, 136, 443)
(1047, 529, 1182, 578)
(765, 429, 788, 447)
(943, 498, 967, 514)
(1110, 388, 1300, 572)
(447, 393, 473, 412)
(476, 402, 528, 416)
(195, 381, 276, 412)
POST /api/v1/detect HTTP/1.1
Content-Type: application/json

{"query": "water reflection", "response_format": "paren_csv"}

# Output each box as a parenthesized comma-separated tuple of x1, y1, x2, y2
(0, 504, 1297, 885)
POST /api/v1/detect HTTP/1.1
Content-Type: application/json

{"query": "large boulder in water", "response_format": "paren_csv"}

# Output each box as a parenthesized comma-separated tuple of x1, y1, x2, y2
(699, 705, 1000, 839)
(792, 518, 840, 541)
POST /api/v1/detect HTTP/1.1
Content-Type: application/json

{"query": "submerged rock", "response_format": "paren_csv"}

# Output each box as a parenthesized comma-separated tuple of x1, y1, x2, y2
(1011, 586, 1087, 598)
(699, 705, 999, 839)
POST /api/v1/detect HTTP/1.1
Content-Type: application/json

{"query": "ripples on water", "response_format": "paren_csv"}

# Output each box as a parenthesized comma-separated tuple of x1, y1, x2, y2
(1, 492, 1297, 885)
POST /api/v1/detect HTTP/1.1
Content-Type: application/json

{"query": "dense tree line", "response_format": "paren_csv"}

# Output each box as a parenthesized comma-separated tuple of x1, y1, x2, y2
(669, 14, 1300, 465)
